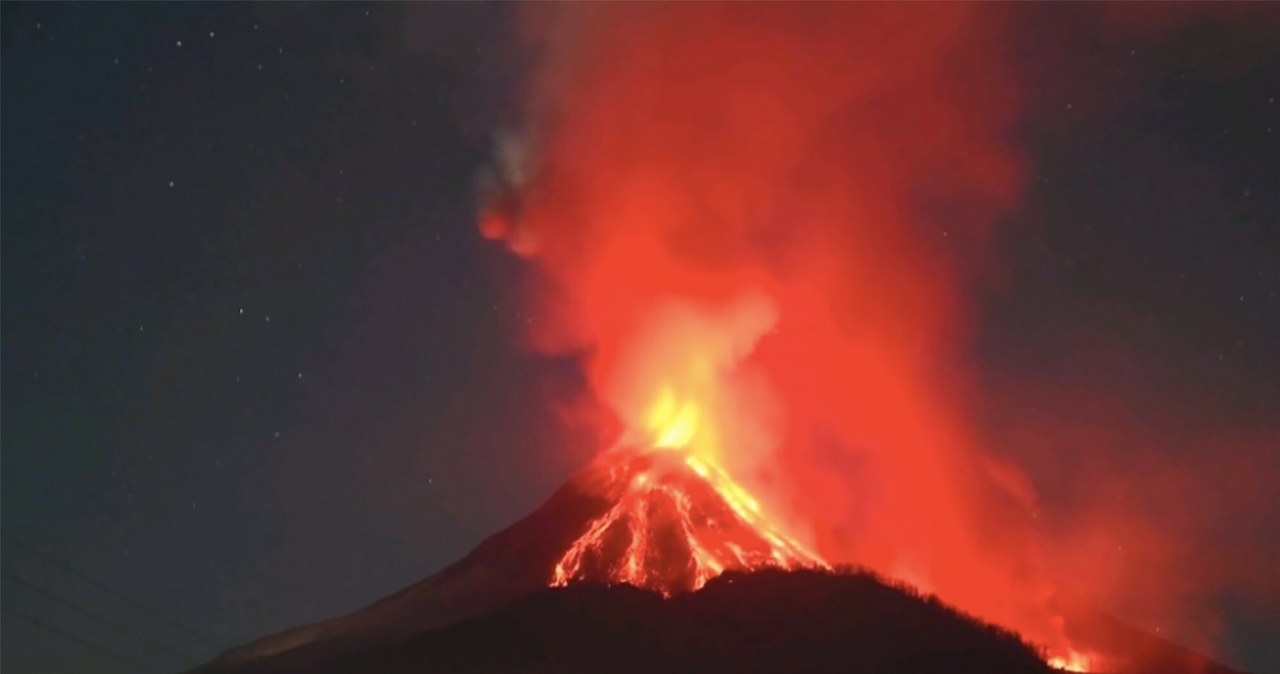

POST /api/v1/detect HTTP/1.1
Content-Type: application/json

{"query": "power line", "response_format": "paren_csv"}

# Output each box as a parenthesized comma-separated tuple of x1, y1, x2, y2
(2, 604, 163, 674)
(3, 569, 203, 662)
(1, 534, 226, 651)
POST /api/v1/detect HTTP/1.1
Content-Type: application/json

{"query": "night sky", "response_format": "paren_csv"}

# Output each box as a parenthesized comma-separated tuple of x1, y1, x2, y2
(2, 5, 1277, 674)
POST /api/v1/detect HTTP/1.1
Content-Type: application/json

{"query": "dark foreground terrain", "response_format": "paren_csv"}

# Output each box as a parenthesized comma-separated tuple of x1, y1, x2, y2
(207, 569, 1054, 674)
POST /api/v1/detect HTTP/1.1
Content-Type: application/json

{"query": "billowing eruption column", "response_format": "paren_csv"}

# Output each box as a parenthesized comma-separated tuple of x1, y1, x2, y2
(481, 3, 1085, 667)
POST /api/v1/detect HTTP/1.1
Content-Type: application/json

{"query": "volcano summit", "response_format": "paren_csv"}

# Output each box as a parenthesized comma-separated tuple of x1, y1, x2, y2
(550, 448, 826, 596)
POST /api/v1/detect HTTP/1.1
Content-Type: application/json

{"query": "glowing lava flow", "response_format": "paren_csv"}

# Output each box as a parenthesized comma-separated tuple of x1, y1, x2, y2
(1047, 649, 1094, 673)
(551, 390, 826, 596)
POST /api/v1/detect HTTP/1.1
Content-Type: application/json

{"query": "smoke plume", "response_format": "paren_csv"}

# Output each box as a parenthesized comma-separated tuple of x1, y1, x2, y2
(475, 4, 1272, 666)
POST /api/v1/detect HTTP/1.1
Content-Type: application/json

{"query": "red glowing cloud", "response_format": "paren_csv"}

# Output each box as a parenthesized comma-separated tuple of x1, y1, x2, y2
(474, 4, 1250, 668)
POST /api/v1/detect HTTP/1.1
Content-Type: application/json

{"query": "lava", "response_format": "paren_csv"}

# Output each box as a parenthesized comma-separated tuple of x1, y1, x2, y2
(552, 390, 826, 596)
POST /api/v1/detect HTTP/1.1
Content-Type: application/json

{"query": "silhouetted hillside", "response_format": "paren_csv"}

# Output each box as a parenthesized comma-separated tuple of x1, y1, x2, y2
(219, 569, 1054, 674)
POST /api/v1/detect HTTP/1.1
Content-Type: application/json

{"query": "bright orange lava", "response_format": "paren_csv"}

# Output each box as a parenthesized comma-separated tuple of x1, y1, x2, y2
(551, 390, 826, 596)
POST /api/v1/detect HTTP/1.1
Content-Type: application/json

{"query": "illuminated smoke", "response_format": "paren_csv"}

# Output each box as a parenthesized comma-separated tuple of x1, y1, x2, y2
(478, 3, 1144, 666)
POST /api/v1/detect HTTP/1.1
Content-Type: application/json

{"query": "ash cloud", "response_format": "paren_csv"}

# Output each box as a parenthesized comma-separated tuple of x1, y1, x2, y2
(476, 3, 1277, 667)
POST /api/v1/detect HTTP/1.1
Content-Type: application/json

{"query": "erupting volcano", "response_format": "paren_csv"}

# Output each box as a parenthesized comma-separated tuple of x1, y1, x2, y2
(198, 364, 1242, 674)
(197, 441, 1243, 674)
(184, 6, 1264, 674)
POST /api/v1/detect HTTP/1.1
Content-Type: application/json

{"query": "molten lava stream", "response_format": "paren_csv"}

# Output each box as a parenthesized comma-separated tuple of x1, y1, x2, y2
(551, 447, 826, 597)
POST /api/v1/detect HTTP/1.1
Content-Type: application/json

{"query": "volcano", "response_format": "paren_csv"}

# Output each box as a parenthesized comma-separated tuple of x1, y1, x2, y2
(196, 448, 1248, 674)
(202, 447, 822, 669)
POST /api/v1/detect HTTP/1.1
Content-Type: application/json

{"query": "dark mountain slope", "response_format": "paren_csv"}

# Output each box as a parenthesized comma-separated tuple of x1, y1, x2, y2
(222, 569, 1055, 674)
(202, 470, 610, 669)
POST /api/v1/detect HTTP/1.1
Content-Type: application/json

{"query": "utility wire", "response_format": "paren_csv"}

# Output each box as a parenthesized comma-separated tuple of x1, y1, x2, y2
(3, 569, 203, 662)
(2, 534, 226, 651)
(2, 604, 162, 674)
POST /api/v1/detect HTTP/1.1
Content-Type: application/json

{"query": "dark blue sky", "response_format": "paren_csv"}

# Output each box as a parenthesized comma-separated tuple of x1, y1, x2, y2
(2, 5, 1276, 673)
